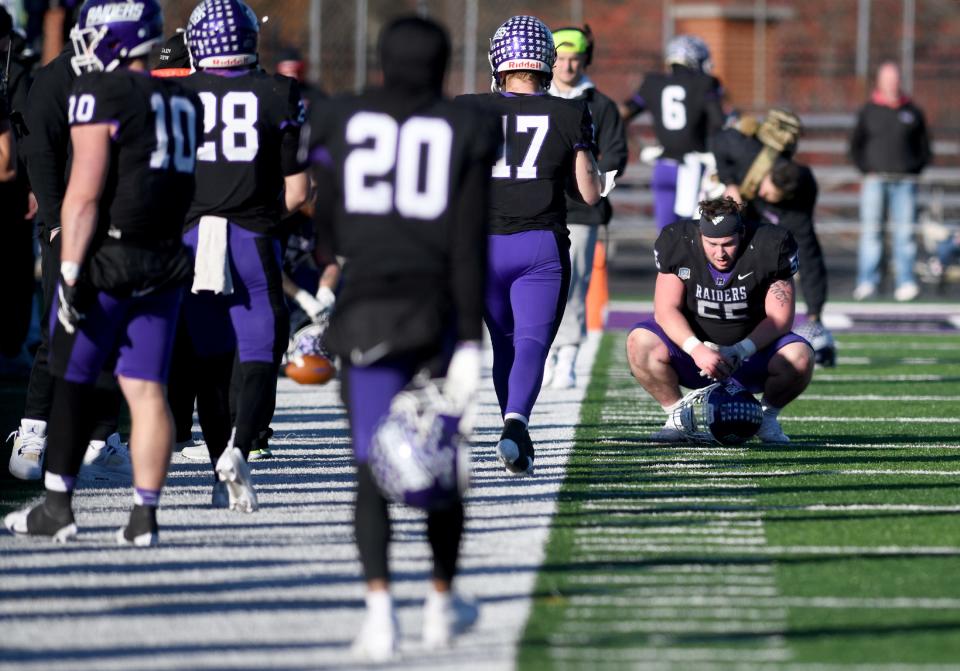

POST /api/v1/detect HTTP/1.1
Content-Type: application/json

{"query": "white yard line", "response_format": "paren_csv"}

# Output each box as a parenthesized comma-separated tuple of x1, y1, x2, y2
(0, 336, 599, 671)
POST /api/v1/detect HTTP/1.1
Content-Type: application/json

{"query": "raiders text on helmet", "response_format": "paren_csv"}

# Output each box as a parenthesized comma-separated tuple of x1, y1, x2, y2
(70, 0, 164, 74)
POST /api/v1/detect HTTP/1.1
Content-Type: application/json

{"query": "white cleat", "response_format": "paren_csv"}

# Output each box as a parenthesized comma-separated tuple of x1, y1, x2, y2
(757, 414, 790, 444)
(4, 504, 77, 543)
(550, 345, 578, 389)
(352, 594, 399, 662)
(115, 527, 159, 547)
(852, 282, 876, 301)
(81, 433, 132, 481)
(894, 282, 920, 302)
(7, 420, 47, 481)
(215, 447, 258, 513)
(422, 591, 479, 650)
(649, 415, 685, 443)
(178, 439, 210, 462)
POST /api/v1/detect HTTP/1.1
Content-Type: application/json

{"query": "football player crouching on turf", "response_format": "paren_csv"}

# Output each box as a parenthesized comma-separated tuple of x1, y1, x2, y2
(626, 197, 814, 444)
(5, 0, 202, 545)
(457, 15, 602, 476)
(302, 16, 498, 660)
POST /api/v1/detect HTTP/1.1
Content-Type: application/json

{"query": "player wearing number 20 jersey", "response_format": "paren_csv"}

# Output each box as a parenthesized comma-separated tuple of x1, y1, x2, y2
(457, 15, 601, 477)
(302, 17, 498, 658)
(178, 0, 309, 511)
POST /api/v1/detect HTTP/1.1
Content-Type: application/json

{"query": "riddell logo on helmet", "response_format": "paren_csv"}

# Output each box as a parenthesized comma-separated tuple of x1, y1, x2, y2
(501, 59, 546, 72)
(204, 54, 253, 67)
(86, 3, 145, 26)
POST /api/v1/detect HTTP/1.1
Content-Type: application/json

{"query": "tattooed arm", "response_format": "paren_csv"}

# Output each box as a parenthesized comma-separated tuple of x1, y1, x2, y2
(741, 278, 797, 351)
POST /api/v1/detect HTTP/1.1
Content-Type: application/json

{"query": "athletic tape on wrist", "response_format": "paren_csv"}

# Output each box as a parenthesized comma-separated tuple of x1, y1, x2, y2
(682, 336, 702, 355)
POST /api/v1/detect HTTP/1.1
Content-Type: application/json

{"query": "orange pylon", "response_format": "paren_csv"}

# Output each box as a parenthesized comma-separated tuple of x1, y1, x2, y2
(586, 240, 608, 332)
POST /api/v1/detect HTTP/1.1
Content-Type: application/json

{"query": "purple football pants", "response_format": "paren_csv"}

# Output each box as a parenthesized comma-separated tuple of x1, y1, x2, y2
(49, 284, 183, 384)
(485, 229, 570, 419)
(632, 319, 810, 394)
(652, 159, 681, 232)
(182, 223, 287, 363)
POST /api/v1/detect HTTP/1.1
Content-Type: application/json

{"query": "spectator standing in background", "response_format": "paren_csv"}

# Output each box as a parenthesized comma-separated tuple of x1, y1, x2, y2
(849, 61, 932, 302)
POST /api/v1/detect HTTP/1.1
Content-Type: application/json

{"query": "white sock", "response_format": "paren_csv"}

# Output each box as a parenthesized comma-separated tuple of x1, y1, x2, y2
(662, 399, 683, 414)
(504, 413, 528, 426)
(425, 587, 451, 609)
(761, 400, 782, 417)
(366, 590, 392, 615)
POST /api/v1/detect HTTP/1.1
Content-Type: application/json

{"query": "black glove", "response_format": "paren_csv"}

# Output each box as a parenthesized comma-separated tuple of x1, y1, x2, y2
(57, 279, 85, 334)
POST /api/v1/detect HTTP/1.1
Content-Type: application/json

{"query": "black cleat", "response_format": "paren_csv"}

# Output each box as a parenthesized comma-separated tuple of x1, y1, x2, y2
(495, 419, 534, 475)
(4, 502, 77, 543)
(117, 504, 159, 547)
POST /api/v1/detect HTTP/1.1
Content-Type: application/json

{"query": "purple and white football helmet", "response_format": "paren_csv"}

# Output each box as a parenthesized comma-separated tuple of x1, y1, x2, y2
(671, 378, 763, 445)
(488, 15, 555, 92)
(369, 382, 470, 510)
(70, 0, 164, 74)
(665, 34, 713, 74)
(186, 0, 259, 69)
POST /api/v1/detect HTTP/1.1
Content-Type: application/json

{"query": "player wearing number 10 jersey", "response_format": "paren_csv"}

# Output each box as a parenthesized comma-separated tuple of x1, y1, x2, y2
(5, 0, 202, 545)
(457, 15, 601, 476)
(179, 0, 309, 512)
(302, 16, 498, 659)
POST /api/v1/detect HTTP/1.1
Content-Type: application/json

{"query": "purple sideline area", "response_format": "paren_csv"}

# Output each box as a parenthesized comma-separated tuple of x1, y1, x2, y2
(606, 309, 960, 334)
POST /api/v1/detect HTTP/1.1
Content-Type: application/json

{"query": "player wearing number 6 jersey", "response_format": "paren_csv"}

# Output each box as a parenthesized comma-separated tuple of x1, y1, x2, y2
(4, 0, 202, 546)
(620, 35, 725, 231)
(626, 197, 813, 445)
(457, 15, 602, 476)
(301, 16, 498, 660)
(178, 0, 309, 511)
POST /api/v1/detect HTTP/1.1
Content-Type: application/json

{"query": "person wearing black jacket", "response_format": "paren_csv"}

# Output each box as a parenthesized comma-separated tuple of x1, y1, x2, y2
(849, 61, 932, 302)
(544, 25, 627, 389)
(7, 38, 129, 481)
(711, 123, 829, 326)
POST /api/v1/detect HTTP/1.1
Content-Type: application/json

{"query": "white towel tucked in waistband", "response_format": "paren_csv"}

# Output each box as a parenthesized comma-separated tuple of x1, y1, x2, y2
(191, 215, 234, 295)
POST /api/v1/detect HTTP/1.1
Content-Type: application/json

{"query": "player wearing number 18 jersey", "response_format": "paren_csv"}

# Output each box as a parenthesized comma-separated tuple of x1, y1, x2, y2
(457, 15, 601, 476)
(178, 0, 309, 512)
(4, 0, 202, 545)
(626, 197, 813, 445)
(302, 16, 498, 659)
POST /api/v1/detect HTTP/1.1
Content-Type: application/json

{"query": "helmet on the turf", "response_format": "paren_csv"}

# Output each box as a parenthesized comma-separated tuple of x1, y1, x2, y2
(369, 381, 470, 510)
(794, 320, 836, 368)
(70, 0, 164, 74)
(672, 379, 763, 445)
(488, 15, 555, 92)
(665, 34, 712, 74)
(186, 0, 259, 69)
(285, 323, 336, 384)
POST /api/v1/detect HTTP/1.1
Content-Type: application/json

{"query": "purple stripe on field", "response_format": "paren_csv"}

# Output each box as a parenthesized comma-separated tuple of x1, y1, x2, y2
(606, 310, 960, 334)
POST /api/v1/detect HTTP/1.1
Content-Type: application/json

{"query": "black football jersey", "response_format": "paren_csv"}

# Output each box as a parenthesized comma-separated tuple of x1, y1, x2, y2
(303, 89, 499, 353)
(633, 68, 724, 160)
(179, 69, 305, 233)
(68, 70, 202, 241)
(654, 220, 799, 345)
(456, 92, 594, 235)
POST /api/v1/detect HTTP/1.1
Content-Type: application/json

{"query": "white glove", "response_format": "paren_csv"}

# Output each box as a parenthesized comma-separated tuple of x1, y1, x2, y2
(442, 341, 481, 417)
(295, 286, 336, 323)
(718, 338, 757, 372)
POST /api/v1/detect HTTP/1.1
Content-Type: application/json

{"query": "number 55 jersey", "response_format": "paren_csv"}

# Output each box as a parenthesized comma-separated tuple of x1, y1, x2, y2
(179, 69, 304, 233)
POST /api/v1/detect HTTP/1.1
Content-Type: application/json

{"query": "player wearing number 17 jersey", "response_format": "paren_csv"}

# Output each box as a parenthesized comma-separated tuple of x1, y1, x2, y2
(457, 15, 602, 476)
(302, 16, 498, 660)
(4, 0, 202, 545)
(178, 0, 309, 512)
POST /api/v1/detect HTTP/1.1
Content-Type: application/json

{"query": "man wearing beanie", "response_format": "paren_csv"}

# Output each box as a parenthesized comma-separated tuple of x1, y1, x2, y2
(626, 197, 813, 444)
(544, 25, 627, 390)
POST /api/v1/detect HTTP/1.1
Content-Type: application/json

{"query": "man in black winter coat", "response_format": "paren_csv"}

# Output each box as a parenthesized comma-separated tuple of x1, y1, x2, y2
(849, 61, 932, 302)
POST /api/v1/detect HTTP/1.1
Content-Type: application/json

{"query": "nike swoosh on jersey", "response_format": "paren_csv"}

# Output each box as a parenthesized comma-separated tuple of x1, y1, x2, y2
(737, 272, 754, 280)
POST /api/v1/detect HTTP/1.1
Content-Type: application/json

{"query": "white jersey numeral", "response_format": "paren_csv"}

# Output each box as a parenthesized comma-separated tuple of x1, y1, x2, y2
(343, 112, 452, 220)
(661, 85, 687, 131)
(492, 114, 550, 179)
(150, 93, 198, 173)
(67, 94, 96, 123)
(196, 91, 259, 163)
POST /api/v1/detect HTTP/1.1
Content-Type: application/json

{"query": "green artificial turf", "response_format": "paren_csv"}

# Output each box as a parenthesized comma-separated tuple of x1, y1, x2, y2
(519, 332, 960, 670)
